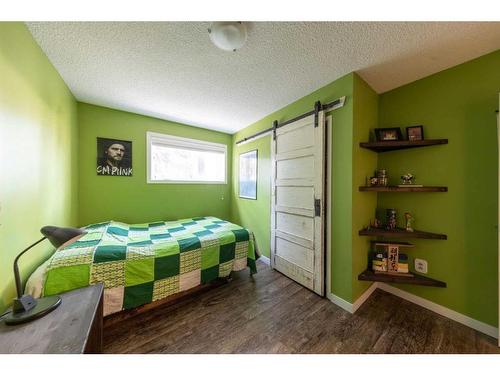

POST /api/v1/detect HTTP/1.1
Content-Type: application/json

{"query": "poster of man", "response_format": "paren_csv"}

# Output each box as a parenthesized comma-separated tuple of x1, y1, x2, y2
(96, 138, 133, 176)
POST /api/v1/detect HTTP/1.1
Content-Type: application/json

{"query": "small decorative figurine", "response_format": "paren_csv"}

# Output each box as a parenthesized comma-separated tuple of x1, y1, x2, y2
(400, 173, 415, 185)
(369, 176, 378, 186)
(405, 212, 414, 232)
(386, 208, 397, 230)
(370, 218, 382, 228)
(399, 173, 423, 188)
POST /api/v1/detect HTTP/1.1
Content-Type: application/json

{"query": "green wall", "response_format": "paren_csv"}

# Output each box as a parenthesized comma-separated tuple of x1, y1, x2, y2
(351, 75, 379, 300)
(378, 50, 500, 327)
(0, 23, 78, 313)
(78, 103, 233, 226)
(230, 135, 271, 257)
(231, 73, 376, 301)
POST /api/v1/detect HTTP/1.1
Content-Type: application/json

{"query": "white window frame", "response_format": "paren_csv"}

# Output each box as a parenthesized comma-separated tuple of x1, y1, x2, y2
(146, 131, 227, 184)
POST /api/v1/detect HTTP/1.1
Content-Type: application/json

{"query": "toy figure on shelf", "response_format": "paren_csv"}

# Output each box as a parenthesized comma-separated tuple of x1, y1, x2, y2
(399, 172, 423, 187)
(400, 173, 415, 185)
(405, 212, 414, 232)
(370, 218, 382, 229)
(369, 176, 378, 186)
(386, 208, 397, 230)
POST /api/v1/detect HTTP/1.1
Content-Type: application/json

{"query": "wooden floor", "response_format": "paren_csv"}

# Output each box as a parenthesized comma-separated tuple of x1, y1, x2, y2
(103, 261, 500, 354)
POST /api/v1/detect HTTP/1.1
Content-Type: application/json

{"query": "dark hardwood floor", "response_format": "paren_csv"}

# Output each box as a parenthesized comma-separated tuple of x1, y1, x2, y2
(103, 261, 500, 354)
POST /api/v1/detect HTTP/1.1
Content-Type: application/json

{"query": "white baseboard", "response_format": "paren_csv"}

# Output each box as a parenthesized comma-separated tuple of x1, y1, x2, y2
(377, 283, 498, 339)
(257, 255, 270, 266)
(352, 282, 380, 312)
(327, 293, 354, 313)
(327, 281, 497, 339)
(328, 282, 379, 314)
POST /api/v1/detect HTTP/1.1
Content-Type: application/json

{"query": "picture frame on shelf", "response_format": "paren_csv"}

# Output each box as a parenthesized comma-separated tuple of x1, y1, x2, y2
(406, 125, 424, 141)
(374, 127, 403, 142)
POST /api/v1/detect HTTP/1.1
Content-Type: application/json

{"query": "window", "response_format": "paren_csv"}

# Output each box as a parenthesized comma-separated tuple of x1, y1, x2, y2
(147, 132, 227, 184)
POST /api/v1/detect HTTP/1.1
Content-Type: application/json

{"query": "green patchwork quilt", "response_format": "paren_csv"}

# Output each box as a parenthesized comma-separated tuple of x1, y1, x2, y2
(42, 217, 257, 315)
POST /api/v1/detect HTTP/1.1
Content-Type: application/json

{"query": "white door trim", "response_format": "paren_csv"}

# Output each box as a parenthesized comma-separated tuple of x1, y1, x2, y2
(326, 115, 332, 298)
(497, 94, 500, 346)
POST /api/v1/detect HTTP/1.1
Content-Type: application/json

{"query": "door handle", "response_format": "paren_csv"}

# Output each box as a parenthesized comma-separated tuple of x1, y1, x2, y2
(314, 199, 321, 217)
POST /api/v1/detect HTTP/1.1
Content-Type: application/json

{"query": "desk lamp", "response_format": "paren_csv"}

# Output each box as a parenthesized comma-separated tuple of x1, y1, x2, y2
(3, 226, 84, 325)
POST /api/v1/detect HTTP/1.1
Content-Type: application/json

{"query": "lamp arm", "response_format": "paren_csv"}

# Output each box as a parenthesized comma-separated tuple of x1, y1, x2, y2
(13, 237, 47, 298)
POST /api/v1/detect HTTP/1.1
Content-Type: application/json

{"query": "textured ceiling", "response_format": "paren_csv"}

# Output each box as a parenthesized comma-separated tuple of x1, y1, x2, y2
(27, 22, 500, 133)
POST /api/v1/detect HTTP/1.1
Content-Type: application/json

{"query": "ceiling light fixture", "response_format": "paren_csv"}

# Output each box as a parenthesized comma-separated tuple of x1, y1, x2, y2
(208, 22, 247, 52)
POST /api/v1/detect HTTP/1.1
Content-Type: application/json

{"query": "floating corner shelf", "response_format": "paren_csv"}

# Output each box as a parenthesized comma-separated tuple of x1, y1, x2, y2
(360, 139, 448, 152)
(358, 269, 446, 287)
(359, 186, 448, 192)
(359, 227, 447, 240)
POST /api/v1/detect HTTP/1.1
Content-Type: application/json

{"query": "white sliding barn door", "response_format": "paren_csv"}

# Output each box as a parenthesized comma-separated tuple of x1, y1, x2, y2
(270, 112, 326, 296)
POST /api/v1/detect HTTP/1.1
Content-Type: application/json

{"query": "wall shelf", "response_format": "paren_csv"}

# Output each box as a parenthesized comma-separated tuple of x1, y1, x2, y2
(359, 186, 448, 192)
(358, 269, 446, 287)
(359, 227, 447, 240)
(358, 133, 449, 288)
(360, 139, 448, 152)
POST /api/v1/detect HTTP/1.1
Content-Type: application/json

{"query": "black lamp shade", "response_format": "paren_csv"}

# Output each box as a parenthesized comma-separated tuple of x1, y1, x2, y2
(41, 226, 85, 248)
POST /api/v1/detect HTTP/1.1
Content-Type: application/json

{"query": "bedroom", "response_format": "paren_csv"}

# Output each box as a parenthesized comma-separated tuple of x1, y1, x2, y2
(1, 0, 500, 368)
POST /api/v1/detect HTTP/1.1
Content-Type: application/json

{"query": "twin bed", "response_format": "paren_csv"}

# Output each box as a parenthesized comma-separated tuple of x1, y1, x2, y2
(26, 217, 258, 316)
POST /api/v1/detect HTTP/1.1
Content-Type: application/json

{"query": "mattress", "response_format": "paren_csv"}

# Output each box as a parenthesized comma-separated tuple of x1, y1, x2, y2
(25, 217, 258, 316)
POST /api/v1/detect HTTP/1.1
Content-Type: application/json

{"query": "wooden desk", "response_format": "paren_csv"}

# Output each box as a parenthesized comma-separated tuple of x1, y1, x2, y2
(0, 284, 103, 354)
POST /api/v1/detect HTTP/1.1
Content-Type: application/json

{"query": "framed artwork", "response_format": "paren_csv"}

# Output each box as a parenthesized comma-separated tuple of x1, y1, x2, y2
(406, 125, 424, 141)
(96, 137, 133, 176)
(374, 127, 403, 141)
(239, 150, 257, 199)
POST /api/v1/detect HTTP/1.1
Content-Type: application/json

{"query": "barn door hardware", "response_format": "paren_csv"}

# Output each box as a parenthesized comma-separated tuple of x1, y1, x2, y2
(314, 198, 321, 217)
(314, 101, 321, 128)
(235, 96, 346, 146)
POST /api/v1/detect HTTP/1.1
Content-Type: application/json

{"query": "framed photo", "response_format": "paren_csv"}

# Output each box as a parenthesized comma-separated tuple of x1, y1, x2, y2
(239, 150, 257, 199)
(374, 127, 403, 142)
(406, 125, 424, 141)
(96, 137, 132, 176)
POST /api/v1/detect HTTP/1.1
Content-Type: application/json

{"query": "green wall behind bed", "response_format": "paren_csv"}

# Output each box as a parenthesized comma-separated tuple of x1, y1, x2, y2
(2, 23, 498, 330)
(77, 103, 233, 226)
(0, 23, 79, 313)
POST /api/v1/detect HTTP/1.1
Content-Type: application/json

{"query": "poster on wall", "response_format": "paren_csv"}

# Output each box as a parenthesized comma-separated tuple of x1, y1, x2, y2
(239, 150, 257, 199)
(96, 137, 133, 176)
